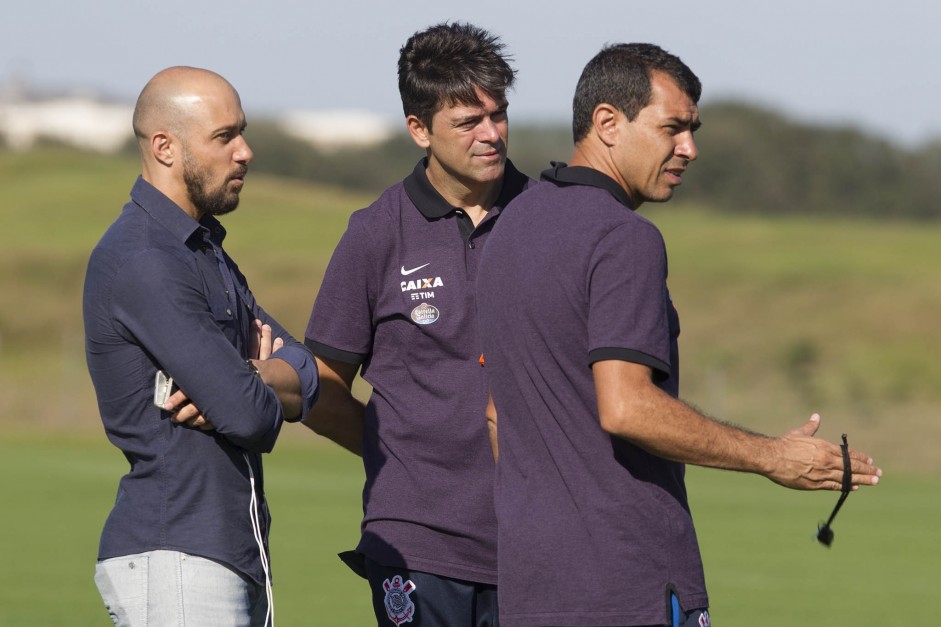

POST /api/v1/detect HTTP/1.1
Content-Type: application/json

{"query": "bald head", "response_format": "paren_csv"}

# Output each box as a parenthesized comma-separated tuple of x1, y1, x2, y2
(132, 66, 240, 144)
(132, 66, 252, 220)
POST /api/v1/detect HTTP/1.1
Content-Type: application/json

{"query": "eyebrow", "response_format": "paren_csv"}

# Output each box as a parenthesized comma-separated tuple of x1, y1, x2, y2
(451, 100, 508, 126)
(666, 114, 701, 132)
(211, 120, 247, 136)
(452, 113, 482, 126)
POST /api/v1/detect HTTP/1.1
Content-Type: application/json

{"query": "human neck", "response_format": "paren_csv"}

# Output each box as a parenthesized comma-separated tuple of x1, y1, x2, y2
(425, 162, 503, 227)
(568, 143, 640, 209)
(141, 164, 203, 221)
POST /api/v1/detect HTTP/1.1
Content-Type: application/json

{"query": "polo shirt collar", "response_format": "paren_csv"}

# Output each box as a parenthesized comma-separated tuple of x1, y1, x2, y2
(403, 158, 529, 219)
(540, 162, 634, 210)
(130, 176, 227, 245)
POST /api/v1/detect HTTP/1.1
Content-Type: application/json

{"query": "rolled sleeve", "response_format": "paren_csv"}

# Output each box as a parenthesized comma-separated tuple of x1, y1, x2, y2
(268, 345, 319, 421)
(232, 268, 320, 422)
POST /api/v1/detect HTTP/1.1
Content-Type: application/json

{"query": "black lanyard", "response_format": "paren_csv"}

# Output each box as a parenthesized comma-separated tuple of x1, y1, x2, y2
(816, 433, 852, 547)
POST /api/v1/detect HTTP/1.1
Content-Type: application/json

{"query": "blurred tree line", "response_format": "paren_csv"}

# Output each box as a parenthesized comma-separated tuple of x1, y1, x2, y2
(687, 102, 941, 219)
(103, 100, 939, 219)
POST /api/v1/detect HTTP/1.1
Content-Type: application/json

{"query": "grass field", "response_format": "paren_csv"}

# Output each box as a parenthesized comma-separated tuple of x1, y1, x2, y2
(4, 148, 940, 472)
(0, 433, 375, 626)
(1, 147, 939, 624)
(0, 433, 933, 626)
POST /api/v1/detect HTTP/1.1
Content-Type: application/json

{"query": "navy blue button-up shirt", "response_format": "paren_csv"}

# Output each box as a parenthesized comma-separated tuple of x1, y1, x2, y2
(83, 176, 317, 584)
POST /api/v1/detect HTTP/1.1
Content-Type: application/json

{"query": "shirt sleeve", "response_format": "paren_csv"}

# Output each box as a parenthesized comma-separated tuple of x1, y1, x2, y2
(304, 211, 377, 362)
(110, 248, 287, 453)
(586, 220, 673, 379)
(227, 257, 319, 421)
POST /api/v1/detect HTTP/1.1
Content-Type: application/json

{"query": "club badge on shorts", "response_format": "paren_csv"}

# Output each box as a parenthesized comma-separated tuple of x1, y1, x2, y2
(382, 575, 417, 625)
(410, 302, 440, 325)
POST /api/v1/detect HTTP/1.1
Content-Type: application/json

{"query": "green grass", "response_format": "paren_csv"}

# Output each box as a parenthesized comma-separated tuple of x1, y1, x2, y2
(687, 467, 935, 625)
(4, 149, 941, 475)
(1, 147, 940, 624)
(0, 148, 369, 436)
(644, 206, 941, 473)
(0, 433, 932, 626)
(0, 433, 374, 626)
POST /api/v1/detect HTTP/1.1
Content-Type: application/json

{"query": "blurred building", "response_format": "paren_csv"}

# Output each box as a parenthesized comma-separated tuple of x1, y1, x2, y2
(0, 77, 396, 153)
(278, 109, 396, 149)
(0, 79, 133, 152)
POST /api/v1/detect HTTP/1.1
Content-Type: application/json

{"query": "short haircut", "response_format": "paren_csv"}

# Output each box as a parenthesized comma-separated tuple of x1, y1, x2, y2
(398, 22, 516, 128)
(572, 43, 701, 142)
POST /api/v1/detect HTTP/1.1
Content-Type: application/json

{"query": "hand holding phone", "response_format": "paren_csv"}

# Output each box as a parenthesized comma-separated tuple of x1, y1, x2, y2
(153, 370, 179, 408)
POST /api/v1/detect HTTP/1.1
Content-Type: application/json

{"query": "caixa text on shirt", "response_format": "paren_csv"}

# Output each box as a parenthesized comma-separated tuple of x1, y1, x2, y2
(400, 276, 444, 292)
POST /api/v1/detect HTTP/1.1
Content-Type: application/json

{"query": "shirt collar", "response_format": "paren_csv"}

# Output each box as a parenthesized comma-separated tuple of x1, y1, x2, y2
(130, 176, 227, 246)
(403, 158, 530, 219)
(540, 162, 635, 210)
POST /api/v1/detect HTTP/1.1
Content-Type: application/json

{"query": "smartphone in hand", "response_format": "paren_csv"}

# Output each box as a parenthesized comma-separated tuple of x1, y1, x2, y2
(153, 370, 178, 408)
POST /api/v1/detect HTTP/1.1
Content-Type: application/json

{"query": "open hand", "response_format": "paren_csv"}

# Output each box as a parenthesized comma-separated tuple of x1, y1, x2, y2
(766, 414, 882, 491)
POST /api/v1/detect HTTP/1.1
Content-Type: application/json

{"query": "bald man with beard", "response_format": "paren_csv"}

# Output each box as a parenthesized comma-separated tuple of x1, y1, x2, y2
(83, 67, 318, 626)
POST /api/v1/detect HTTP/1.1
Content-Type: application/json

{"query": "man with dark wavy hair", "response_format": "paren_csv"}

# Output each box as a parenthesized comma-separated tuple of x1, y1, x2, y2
(478, 43, 881, 626)
(302, 22, 532, 626)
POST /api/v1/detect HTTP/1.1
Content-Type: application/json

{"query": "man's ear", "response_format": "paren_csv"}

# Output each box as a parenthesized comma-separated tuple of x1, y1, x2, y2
(591, 103, 620, 148)
(406, 115, 432, 150)
(151, 131, 175, 167)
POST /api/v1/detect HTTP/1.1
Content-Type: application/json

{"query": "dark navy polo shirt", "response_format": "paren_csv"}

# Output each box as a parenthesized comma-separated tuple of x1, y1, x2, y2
(83, 176, 318, 585)
(305, 159, 533, 584)
(477, 164, 707, 625)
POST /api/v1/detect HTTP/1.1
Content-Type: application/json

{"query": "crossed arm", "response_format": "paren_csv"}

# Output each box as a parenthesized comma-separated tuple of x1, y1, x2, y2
(166, 319, 303, 429)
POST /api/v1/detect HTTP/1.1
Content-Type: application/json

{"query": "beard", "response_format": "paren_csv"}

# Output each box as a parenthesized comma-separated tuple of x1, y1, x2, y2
(182, 149, 244, 217)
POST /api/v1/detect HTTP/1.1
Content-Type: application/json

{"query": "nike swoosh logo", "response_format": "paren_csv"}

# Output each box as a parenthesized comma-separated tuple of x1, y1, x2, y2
(401, 263, 430, 276)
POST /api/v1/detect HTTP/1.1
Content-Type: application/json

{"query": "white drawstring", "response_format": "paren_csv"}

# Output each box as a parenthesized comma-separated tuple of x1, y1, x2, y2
(244, 452, 274, 626)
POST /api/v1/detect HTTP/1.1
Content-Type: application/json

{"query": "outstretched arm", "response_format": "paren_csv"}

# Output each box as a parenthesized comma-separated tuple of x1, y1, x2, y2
(593, 359, 882, 490)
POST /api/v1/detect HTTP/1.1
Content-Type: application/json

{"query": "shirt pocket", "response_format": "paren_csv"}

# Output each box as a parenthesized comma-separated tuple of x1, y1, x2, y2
(196, 258, 239, 339)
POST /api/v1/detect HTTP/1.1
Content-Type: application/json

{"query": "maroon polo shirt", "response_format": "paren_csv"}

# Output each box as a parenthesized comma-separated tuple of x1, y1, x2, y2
(477, 164, 708, 625)
(306, 159, 533, 584)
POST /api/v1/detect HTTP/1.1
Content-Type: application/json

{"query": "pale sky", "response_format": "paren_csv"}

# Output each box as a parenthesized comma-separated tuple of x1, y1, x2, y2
(4, 0, 938, 145)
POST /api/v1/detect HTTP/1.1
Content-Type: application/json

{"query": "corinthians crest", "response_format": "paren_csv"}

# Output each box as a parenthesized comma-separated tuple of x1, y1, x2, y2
(382, 575, 417, 625)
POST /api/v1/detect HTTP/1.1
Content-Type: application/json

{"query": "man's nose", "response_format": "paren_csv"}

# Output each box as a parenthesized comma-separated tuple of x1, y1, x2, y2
(234, 136, 253, 164)
(477, 118, 501, 144)
(676, 131, 698, 162)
